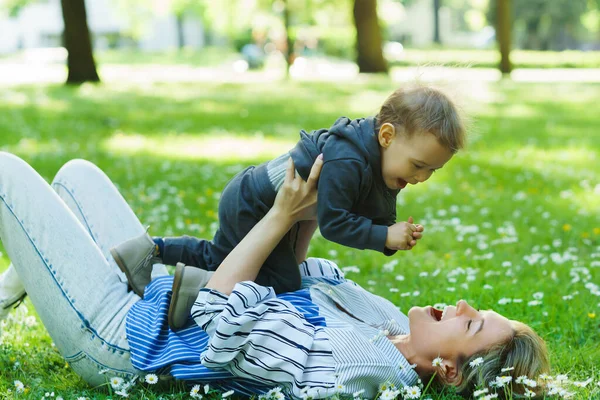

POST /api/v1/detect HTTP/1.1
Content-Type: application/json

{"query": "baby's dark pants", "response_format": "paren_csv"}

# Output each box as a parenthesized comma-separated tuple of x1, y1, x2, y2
(160, 164, 301, 294)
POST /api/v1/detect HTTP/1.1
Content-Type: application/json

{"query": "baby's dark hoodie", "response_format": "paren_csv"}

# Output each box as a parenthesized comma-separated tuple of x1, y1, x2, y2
(290, 116, 399, 256)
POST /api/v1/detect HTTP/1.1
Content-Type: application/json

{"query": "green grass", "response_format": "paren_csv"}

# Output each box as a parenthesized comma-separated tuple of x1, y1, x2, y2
(0, 77, 599, 399)
(390, 49, 600, 69)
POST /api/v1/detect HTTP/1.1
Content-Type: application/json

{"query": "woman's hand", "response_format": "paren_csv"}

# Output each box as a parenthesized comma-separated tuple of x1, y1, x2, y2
(273, 155, 323, 223)
(205, 155, 323, 294)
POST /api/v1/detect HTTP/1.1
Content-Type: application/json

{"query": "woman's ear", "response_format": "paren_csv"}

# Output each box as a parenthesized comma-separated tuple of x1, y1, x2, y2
(437, 359, 462, 386)
(378, 123, 396, 148)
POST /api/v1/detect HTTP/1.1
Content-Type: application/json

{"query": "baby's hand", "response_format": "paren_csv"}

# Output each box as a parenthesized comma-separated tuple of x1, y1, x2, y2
(385, 216, 424, 251)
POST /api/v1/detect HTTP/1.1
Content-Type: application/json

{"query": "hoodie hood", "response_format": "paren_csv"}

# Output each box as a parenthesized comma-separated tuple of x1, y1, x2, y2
(290, 116, 382, 181)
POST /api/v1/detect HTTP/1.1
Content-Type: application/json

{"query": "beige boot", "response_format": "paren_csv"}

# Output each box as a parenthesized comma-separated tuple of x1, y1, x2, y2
(110, 230, 161, 298)
(168, 262, 214, 331)
(0, 264, 27, 323)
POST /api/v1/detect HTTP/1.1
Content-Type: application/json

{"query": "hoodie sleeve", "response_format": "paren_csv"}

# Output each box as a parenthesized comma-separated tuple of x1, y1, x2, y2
(317, 158, 389, 253)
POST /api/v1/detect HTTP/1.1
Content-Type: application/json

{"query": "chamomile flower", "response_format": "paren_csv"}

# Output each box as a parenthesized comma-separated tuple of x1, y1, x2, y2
(110, 377, 124, 389)
(494, 376, 512, 386)
(204, 384, 210, 394)
(114, 389, 129, 398)
(470, 357, 484, 367)
(481, 394, 498, 400)
(573, 378, 592, 387)
(404, 386, 421, 399)
(353, 389, 366, 397)
(515, 375, 525, 383)
(432, 357, 443, 367)
(335, 383, 345, 392)
(14, 380, 25, 393)
(190, 385, 202, 398)
(473, 388, 489, 397)
(524, 379, 537, 387)
(523, 388, 536, 398)
(144, 374, 158, 384)
(222, 390, 235, 398)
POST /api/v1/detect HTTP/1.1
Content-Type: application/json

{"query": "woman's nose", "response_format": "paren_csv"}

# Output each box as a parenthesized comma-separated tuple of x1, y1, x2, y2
(456, 300, 479, 317)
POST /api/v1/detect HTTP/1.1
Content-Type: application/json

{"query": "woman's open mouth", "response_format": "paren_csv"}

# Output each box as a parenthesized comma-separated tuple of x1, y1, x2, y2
(396, 178, 407, 189)
(429, 306, 444, 321)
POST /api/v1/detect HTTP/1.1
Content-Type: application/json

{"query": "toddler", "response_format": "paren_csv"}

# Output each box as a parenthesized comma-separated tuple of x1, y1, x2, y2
(111, 84, 466, 329)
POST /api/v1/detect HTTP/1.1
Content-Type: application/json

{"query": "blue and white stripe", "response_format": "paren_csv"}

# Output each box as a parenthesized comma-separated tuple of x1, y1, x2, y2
(126, 258, 418, 399)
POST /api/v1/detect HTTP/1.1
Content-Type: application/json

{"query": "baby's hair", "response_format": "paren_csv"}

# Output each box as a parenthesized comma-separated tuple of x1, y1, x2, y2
(376, 84, 466, 153)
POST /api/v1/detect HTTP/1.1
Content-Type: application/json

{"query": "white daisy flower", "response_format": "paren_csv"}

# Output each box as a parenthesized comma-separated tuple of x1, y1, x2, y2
(110, 377, 124, 389)
(404, 386, 421, 399)
(495, 376, 513, 386)
(144, 374, 158, 384)
(481, 394, 498, 400)
(353, 389, 365, 397)
(555, 374, 569, 382)
(525, 379, 537, 387)
(501, 366, 515, 372)
(222, 390, 235, 398)
(114, 389, 129, 398)
(204, 384, 210, 394)
(14, 380, 25, 393)
(516, 375, 528, 384)
(432, 357, 443, 367)
(473, 388, 488, 397)
(523, 388, 536, 398)
(335, 383, 345, 391)
(573, 378, 592, 387)
(190, 384, 202, 398)
(470, 357, 484, 367)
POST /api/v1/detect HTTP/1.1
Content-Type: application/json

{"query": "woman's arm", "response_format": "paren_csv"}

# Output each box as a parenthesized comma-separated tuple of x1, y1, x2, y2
(205, 155, 323, 295)
(294, 219, 318, 264)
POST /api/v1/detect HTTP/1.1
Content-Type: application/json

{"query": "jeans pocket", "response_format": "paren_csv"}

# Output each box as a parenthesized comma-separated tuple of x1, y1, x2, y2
(65, 351, 138, 387)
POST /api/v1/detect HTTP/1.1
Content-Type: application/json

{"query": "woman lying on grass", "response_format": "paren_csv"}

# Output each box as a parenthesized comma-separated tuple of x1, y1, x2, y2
(0, 152, 549, 398)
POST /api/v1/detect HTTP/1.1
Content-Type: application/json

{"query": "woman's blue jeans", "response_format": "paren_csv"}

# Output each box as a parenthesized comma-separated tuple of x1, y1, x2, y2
(0, 152, 168, 386)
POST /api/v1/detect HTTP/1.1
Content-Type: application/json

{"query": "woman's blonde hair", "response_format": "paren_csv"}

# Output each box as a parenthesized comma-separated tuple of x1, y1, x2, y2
(453, 320, 550, 398)
(376, 85, 467, 153)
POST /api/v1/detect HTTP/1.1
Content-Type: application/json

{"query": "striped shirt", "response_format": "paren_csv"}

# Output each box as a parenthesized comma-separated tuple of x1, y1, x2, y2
(126, 258, 418, 398)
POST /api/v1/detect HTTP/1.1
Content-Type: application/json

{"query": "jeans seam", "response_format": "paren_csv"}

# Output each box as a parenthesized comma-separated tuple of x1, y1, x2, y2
(51, 181, 97, 243)
(0, 192, 130, 353)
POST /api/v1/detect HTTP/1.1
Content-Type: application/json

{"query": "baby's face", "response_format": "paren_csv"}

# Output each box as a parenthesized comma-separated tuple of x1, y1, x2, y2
(379, 126, 454, 190)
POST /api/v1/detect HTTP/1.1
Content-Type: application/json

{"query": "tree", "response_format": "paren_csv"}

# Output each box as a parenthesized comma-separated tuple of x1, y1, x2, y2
(60, 0, 99, 84)
(488, 0, 589, 50)
(433, 0, 441, 44)
(353, 0, 387, 73)
(496, 0, 511, 74)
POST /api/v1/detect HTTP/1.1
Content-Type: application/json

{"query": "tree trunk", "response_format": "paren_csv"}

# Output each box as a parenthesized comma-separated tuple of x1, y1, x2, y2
(282, 0, 294, 76)
(176, 13, 185, 49)
(353, 0, 388, 73)
(496, 0, 512, 74)
(60, 0, 100, 84)
(523, 19, 541, 50)
(433, 0, 441, 44)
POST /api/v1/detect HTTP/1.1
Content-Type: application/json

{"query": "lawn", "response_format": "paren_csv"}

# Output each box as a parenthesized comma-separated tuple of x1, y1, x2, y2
(0, 77, 599, 399)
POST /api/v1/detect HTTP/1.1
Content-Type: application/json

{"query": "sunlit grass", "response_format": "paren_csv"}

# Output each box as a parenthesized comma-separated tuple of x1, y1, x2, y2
(0, 77, 599, 399)
(104, 132, 295, 161)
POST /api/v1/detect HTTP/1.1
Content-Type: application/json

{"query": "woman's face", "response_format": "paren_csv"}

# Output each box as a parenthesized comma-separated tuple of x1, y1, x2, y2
(407, 300, 514, 364)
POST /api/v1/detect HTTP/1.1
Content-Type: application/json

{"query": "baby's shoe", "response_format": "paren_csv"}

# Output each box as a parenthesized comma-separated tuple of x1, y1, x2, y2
(110, 230, 162, 298)
(0, 265, 27, 323)
(168, 263, 214, 331)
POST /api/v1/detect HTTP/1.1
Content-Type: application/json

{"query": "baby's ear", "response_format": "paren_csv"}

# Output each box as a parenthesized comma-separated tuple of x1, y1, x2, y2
(378, 123, 396, 148)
